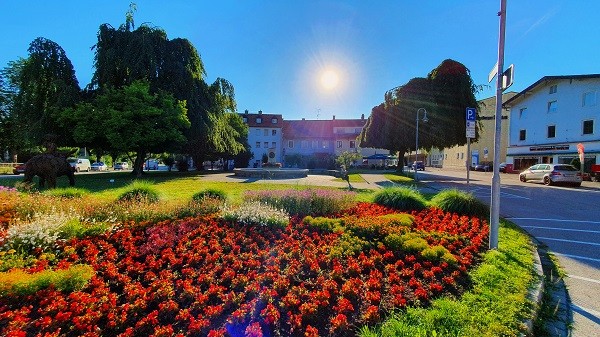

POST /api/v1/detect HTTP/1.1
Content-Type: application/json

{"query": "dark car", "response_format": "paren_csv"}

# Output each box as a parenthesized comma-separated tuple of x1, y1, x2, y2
(411, 161, 425, 171)
(498, 162, 507, 173)
(474, 163, 492, 172)
(13, 163, 26, 175)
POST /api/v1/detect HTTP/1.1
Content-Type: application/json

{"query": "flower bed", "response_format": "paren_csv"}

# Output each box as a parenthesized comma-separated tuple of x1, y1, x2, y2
(0, 202, 488, 336)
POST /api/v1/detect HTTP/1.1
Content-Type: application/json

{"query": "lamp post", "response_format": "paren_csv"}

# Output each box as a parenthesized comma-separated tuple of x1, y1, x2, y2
(415, 108, 428, 182)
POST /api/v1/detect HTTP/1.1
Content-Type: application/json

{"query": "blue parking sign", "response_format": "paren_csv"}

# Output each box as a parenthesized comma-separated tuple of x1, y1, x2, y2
(466, 107, 476, 121)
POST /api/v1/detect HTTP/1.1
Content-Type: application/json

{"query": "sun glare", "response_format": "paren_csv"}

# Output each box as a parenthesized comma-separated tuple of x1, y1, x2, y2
(320, 70, 339, 90)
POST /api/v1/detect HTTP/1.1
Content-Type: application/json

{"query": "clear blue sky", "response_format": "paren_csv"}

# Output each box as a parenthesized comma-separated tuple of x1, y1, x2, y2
(1, 1, 599, 121)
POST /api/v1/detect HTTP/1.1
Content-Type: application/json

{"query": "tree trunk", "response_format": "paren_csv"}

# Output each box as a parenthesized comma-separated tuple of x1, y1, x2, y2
(132, 151, 146, 177)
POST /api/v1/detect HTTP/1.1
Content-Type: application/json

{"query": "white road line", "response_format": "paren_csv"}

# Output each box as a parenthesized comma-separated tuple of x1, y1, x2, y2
(537, 237, 600, 247)
(520, 226, 600, 234)
(568, 274, 600, 285)
(554, 253, 600, 263)
(508, 217, 600, 224)
(571, 303, 600, 319)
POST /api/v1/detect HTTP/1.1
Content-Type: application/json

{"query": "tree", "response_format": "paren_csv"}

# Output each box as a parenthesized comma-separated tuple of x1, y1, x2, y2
(359, 59, 479, 172)
(336, 151, 362, 169)
(13, 38, 80, 148)
(66, 81, 190, 177)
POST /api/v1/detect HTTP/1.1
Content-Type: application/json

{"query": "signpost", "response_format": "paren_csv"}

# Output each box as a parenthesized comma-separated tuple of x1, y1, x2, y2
(466, 108, 476, 185)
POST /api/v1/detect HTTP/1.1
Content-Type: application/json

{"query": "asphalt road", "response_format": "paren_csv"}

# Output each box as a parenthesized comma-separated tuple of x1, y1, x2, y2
(418, 168, 600, 336)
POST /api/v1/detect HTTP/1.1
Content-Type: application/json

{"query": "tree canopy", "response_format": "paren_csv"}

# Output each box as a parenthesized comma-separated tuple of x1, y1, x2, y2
(359, 59, 479, 169)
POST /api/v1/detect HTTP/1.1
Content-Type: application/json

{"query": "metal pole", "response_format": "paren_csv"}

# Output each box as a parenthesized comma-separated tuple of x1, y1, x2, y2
(415, 111, 419, 182)
(467, 137, 471, 185)
(490, 0, 507, 250)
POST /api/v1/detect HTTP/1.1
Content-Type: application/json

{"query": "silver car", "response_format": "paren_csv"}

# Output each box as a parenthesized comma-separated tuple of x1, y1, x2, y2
(519, 164, 582, 186)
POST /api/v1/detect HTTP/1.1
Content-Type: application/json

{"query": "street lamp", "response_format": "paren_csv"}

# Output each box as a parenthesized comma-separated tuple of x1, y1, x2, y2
(415, 108, 428, 182)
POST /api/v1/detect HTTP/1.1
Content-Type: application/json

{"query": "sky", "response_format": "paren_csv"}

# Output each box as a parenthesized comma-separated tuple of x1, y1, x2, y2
(1, 1, 599, 121)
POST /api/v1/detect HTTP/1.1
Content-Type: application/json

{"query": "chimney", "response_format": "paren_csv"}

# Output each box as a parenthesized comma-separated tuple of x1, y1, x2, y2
(244, 109, 248, 114)
(333, 115, 336, 120)
(361, 113, 364, 120)
(258, 110, 263, 115)
(302, 118, 305, 121)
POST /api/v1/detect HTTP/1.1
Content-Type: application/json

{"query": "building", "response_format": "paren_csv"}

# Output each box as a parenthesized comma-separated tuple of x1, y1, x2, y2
(503, 74, 600, 170)
(428, 92, 516, 170)
(240, 110, 283, 167)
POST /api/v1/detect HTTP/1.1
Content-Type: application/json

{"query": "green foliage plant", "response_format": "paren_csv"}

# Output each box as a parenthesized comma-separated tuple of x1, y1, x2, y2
(430, 189, 489, 218)
(56, 218, 112, 240)
(192, 188, 227, 202)
(117, 180, 160, 203)
(373, 187, 428, 211)
(421, 245, 458, 265)
(302, 216, 344, 233)
(44, 187, 88, 199)
(0, 264, 94, 297)
(329, 233, 371, 258)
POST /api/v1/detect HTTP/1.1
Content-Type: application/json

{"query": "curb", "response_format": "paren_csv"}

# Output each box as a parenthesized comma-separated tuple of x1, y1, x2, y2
(521, 241, 546, 336)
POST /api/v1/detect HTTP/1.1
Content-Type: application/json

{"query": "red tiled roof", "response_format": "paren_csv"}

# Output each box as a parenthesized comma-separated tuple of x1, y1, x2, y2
(283, 119, 366, 139)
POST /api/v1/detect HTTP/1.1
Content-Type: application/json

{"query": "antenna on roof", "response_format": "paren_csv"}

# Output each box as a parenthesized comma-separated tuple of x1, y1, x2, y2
(316, 108, 321, 120)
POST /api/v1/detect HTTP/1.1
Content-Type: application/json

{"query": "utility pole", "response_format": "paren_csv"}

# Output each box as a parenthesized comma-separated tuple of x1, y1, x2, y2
(490, 0, 507, 250)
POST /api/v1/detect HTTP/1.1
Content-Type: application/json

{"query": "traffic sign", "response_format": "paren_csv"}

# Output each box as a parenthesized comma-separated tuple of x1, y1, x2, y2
(466, 107, 476, 138)
(466, 108, 476, 121)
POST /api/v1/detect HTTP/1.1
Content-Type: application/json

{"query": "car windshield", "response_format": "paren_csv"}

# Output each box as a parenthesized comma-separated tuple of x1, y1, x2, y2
(554, 165, 577, 171)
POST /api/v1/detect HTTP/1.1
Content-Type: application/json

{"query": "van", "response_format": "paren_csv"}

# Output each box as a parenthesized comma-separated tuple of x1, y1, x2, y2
(68, 158, 91, 172)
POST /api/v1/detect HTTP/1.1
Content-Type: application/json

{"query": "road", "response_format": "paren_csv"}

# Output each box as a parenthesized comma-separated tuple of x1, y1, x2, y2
(416, 168, 600, 337)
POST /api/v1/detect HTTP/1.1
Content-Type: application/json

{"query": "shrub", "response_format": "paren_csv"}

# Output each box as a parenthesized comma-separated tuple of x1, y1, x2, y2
(330, 233, 371, 258)
(191, 188, 227, 202)
(245, 189, 355, 216)
(0, 264, 94, 296)
(421, 245, 458, 264)
(377, 213, 415, 227)
(221, 201, 290, 229)
(44, 187, 88, 199)
(302, 216, 344, 233)
(373, 187, 428, 211)
(57, 219, 113, 240)
(176, 198, 224, 218)
(383, 232, 428, 253)
(430, 189, 489, 218)
(2, 210, 79, 253)
(402, 237, 429, 253)
(117, 180, 160, 203)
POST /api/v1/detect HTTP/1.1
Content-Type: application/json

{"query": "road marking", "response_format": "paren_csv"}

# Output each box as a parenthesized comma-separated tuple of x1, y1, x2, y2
(536, 237, 600, 247)
(568, 274, 600, 285)
(554, 253, 600, 263)
(467, 187, 530, 199)
(520, 226, 600, 234)
(508, 217, 600, 224)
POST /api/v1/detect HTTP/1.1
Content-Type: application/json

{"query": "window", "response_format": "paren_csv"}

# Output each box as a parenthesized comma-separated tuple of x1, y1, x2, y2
(264, 142, 269, 148)
(322, 141, 329, 149)
(272, 129, 277, 136)
(263, 129, 268, 136)
(301, 140, 308, 149)
(547, 101, 557, 113)
(444, 154, 447, 159)
(256, 142, 260, 148)
(583, 120, 594, 135)
(271, 118, 278, 124)
(349, 140, 356, 148)
(460, 153, 464, 160)
(519, 108, 527, 119)
(312, 141, 318, 149)
(255, 129, 261, 135)
(547, 125, 556, 138)
(256, 117, 262, 124)
(456, 153, 459, 159)
(336, 141, 343, 148)
(519, 129, 526, 141)
(583, 91, 597, 107)
(288, 140, 294, 148)
(242, 117, 248, 123)
(271, 142, 276, 148)
(549, 84, 557, 94)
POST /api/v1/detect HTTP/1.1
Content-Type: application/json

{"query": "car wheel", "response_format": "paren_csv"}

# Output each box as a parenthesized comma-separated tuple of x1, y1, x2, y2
(543, 176, 552, 186)
(573, 182, 581, 187)
(76, 167, 80, 173)
(520, 175, 526, 182)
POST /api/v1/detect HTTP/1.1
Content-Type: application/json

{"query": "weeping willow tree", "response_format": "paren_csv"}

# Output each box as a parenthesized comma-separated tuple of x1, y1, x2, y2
(359, 59, 479, 171)
(90, 4, 245, 169)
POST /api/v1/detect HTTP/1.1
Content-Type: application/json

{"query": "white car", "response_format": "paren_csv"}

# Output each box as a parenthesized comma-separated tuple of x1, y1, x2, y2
(91, 162, 108, 171)
(519, 164, 582, 187)
(114, 162, 129, 170)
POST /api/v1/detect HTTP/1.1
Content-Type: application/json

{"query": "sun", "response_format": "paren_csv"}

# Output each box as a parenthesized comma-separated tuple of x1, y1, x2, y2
(320, 69, 339, 90)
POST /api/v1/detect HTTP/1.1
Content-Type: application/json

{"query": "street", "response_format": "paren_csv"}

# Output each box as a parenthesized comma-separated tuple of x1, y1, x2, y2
(418, 168, 600, 336)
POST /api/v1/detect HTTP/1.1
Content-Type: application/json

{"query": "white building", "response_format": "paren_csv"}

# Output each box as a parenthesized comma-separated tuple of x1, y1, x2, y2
(240, 110, 283, 167)
(503, 74, 600, 170)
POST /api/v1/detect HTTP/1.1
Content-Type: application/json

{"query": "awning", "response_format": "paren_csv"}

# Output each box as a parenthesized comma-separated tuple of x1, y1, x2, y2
(364, 154, 395, 160)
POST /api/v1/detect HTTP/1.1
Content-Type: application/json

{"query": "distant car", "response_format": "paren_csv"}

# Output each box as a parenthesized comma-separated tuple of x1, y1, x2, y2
(498, 162, 507, 173)
(113, 162, 129, 170)
(144, 159, 159, 170)
(474, 163, 492, 172)
(90, 162, 108, 171)
(519, 164, 582, 187)
(411, 161, 425, 171)
(13, 163, 26, 175)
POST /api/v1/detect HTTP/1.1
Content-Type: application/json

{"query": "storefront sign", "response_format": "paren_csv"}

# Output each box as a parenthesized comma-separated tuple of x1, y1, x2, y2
(529, 145, 569, 152)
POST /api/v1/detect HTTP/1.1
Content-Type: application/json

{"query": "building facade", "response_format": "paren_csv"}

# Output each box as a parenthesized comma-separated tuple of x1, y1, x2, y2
(503, 75, 600, 170)
(241, 110, 283, 167)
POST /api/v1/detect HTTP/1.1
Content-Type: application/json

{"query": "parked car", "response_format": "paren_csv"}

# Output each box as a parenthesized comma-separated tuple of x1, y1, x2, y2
(144, 159, 159, 170)
(90, 162, 108, 171)
(12, 163, 26, 175)
(474, 162, 492, 172)
(113, 162, 129, 170)
(68, 158, 91, 172)
(498, 162, 507, 173)
(519, 164, 582, 186)
(411, 161, 425, 171)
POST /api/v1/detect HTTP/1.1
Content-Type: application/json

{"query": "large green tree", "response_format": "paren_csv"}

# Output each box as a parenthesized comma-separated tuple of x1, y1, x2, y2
(359, 59, 479, 171)
(64, 81, 190, 176)
(91, 8, 240, 167)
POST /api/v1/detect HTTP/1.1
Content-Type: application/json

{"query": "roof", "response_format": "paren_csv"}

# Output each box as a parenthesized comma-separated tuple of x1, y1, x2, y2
(282, 119, 366, 139)
(504, 74, 600, 107)
(239, 112, 283, 127)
